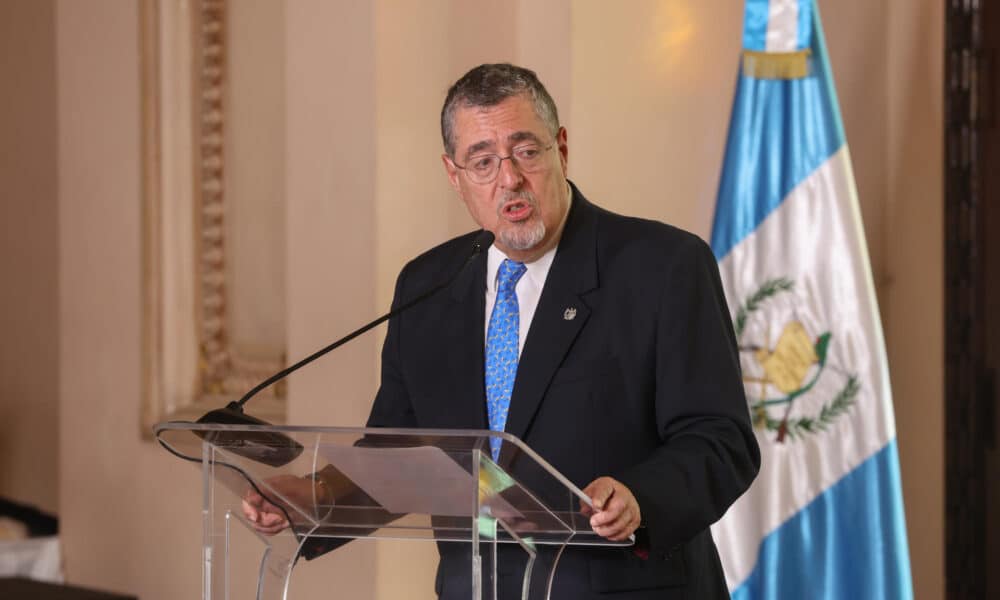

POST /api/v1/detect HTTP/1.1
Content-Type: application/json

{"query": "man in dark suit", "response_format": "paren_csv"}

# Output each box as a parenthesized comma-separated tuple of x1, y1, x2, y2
(369, 64, 758, 598)
(245, 63, 758, 598)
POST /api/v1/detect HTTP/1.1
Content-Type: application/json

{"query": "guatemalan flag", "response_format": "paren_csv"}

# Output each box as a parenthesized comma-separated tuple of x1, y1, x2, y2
(709, 2, 913, 598)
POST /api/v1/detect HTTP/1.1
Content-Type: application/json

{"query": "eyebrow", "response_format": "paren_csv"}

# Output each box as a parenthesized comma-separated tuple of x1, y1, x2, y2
(464, 140, 495, 157)
(463, 131, 545, 158)
(508, 131, 543, 145)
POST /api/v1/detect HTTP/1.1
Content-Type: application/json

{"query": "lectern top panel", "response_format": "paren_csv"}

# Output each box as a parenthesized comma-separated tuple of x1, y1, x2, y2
(155, 423, 631, 547)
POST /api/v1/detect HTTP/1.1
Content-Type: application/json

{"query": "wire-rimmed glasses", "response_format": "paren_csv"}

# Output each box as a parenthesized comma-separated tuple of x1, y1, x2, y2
(451, 143, 555, 184)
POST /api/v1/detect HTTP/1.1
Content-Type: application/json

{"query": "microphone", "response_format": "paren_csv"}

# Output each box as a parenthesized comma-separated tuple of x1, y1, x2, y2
(192, 230, 494, 465)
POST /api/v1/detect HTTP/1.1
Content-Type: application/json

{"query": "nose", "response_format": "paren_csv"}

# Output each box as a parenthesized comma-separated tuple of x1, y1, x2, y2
(497, 155, 524, 189)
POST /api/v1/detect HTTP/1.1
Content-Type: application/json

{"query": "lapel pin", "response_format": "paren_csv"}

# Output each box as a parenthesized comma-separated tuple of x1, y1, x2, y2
(563, 307, 577, 321)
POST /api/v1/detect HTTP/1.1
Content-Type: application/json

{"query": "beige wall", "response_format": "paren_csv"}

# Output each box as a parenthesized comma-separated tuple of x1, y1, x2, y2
(283, 0, 379, 597)
(885, 1, 945, 598)
(570, 0, 740, 234)
(0, 1, 939, 598)
(0, 0, 59, 515)
(56, 2, 201, 597)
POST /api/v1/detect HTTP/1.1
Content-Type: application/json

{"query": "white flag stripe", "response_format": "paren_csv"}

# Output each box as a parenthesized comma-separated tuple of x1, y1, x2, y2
(765, 0, 800, 52)
(712, 145, 896, 589)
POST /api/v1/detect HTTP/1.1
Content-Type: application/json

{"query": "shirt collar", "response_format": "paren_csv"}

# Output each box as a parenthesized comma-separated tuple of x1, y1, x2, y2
(487, 242, 557, 294)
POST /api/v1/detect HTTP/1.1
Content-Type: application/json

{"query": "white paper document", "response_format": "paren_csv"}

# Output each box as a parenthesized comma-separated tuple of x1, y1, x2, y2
(318, 445, 523, 520)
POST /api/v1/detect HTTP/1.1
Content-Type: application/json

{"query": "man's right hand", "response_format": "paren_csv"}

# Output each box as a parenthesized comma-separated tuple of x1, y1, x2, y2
(242, 474, 326, 535)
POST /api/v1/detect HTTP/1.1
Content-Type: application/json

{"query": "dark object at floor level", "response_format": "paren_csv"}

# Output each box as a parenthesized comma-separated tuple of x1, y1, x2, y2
(0, 497, 58, 536)
(0, 577, 136, 600)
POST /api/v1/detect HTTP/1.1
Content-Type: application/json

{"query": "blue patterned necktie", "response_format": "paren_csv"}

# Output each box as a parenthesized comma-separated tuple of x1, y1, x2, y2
(485, 259, 527, 461)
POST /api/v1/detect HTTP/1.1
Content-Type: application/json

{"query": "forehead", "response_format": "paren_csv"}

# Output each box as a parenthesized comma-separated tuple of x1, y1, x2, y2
(451, 95, 549, 156)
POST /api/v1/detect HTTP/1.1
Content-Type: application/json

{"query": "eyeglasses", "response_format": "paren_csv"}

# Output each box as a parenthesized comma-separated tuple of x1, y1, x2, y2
(452, 143, 555, 184)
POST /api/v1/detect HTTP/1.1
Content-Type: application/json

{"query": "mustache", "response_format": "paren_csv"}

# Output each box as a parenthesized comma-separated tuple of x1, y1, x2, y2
(497, 191, 537, 216)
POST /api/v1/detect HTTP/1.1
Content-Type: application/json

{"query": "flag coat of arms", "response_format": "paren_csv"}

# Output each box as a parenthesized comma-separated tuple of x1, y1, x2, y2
(709, 1, 913, 598)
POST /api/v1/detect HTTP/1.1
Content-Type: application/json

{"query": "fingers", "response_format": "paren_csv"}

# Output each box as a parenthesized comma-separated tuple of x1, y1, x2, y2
(242, 497, 260, 522)
(240, 474, 329, 536)
(251, 510, 289, 535)
(242, 491, 289, 535)
(590, 497, 640, 541)
(582, 477, 641, 542)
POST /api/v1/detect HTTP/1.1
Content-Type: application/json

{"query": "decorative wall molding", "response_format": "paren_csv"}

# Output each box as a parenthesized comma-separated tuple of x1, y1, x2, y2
(141, 0, 285, 437)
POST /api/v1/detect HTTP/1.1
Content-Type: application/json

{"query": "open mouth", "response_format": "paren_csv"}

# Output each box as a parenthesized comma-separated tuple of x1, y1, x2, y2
(501, 198, 534, 222)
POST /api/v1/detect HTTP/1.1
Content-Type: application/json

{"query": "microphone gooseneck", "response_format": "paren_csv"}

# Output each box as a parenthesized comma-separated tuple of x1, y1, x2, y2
(202, 230, 495, 422)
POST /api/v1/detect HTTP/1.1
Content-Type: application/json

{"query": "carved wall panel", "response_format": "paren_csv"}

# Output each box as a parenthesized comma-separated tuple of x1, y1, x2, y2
(141, 0, 286, 435)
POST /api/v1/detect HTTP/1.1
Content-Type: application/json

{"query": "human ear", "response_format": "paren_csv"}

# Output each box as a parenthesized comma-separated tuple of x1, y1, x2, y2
(441, 154, 462, 194)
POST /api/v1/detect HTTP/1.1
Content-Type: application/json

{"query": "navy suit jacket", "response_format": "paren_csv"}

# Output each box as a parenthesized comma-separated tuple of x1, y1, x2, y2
(365, 183, 759, 598)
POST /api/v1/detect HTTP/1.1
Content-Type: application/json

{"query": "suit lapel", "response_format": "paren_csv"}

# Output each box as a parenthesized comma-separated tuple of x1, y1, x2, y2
(503, 186, 600, 450)
(443, 242, 489, 429)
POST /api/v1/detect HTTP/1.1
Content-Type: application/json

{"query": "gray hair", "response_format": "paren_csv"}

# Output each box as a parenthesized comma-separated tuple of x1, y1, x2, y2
(440, 63, 560, 157)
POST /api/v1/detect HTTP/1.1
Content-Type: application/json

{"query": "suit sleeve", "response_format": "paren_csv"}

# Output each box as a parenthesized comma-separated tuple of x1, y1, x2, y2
(616, 235, 760, 557)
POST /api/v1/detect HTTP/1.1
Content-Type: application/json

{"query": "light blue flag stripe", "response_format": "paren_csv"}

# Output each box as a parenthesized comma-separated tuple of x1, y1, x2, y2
(711, 7, 844, 260)
(731, 441, 914, 599)
(796, 1, 814, 50)
(743, 0, 770, 51)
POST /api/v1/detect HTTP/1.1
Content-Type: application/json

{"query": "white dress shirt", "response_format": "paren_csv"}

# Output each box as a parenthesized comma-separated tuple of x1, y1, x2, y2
(484, 243, 557, 358)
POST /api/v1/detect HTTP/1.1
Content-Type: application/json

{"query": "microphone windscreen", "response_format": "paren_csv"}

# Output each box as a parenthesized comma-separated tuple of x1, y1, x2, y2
(475, 230, 495, 252)
(195, 405, 304, 467)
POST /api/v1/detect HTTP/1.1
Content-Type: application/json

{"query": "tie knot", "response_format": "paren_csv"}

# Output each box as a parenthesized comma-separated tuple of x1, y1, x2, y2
(497, 259, 527, 292)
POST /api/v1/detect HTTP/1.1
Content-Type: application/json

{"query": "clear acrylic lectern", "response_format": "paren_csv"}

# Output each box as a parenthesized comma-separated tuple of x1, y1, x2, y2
(155, 423, 629, 600)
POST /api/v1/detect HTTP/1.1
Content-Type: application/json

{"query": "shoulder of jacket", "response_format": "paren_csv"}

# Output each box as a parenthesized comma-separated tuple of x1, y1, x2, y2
(397, 229, 482, 288)
(593, 206, 711, 266)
